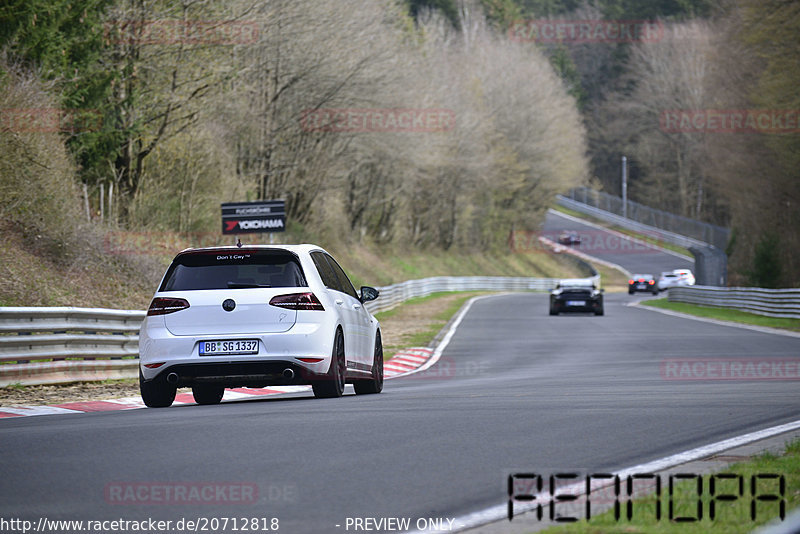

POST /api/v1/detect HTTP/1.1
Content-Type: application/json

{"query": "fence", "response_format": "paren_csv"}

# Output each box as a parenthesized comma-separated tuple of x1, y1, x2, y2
(364, 275, 571, 313)
(668, 286, 800, 319)
(0, 307, 145, 386)
(561, 187, 730, 250)
(556, 194, 706, 251)
(0, 276, 582, 386)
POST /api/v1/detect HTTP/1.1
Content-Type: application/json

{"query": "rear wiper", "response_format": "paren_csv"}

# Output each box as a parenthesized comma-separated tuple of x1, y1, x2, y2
(227, 282, 272, 288)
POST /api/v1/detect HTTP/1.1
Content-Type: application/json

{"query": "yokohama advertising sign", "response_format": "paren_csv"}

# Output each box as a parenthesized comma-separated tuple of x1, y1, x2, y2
(221, 200, 286, 235)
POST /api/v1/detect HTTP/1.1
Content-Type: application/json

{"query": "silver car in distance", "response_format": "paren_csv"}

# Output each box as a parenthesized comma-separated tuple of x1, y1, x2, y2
(138, 245, 383, 407)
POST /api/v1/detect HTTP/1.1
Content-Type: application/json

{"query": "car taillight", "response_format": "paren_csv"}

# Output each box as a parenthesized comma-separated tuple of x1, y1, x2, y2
(638, 278, 645, 282)
(648, 280, 655, 284)
(628, 279, 634, 284)
(147, 297, 190, 316)
(269, 293, 325, 311)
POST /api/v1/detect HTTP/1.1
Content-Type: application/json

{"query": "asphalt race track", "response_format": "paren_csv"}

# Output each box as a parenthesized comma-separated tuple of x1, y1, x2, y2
(2, 218, 796, 533)
(543, 210, 694, 275)
(2, 291, 799, 533)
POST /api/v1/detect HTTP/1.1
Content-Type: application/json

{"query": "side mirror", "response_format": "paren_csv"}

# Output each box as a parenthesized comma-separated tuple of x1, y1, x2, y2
(360, 286, 379, 303)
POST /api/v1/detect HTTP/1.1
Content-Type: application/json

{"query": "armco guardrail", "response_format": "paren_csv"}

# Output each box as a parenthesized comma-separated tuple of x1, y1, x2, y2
(0, 307, 145, 386)
(561, 187, 730, 249)
(1, 275, 588, 386)
(364, 275, 570, 314)
(555, 194, 730, 286)
(556, 195, 707, 251)
(668, 286, 800, 319)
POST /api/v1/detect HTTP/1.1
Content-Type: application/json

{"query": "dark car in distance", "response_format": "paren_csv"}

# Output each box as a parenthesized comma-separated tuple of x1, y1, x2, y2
(550, 279, 604, 316)
(628, 274, 659, 295)
(557, 231, 581, 245)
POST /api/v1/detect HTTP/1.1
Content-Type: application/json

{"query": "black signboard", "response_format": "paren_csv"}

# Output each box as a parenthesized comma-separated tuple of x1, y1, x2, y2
(221, 200, 286, 235)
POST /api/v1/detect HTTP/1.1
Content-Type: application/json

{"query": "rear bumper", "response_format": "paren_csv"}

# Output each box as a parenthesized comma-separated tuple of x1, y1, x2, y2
(144, 360, 326, 388)
(139, 315, 335, 382)
(629, 285, 657, 293)
(551, 297, 603, 312)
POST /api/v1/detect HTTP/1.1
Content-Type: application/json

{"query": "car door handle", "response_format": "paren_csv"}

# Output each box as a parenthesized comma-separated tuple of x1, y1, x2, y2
(335, 299, 344, 306)
(352, 303, 361, 310)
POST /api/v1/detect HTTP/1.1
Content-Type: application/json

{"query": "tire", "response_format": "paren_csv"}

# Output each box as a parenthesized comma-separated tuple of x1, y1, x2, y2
(595, 308, 604, 316)
(628, 289, 634, 295)
(139, 369, 176, 408)
(192, 384, 225, 405)
(354, 332, 383, 395)
(312, 330, 346, 398)
(652, 289, 659, 295)
(549, 307, 558, 316)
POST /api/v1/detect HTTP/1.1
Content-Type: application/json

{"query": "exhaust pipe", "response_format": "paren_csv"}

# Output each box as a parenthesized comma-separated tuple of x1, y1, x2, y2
(282, 368, 295, 380)
(166, 372, 179, 385)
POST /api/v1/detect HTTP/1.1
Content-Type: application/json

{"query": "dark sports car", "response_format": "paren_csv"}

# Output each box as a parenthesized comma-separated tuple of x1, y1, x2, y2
(557, 231, 581, 245)
(549, 279, 604, 316)
(628, 274, 659, 295)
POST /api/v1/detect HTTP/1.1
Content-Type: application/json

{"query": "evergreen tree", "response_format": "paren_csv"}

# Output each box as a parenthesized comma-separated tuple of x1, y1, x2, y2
(749, 233, 782, 288)
(405, 0, 460, 27)
(0, 0, 122, 186)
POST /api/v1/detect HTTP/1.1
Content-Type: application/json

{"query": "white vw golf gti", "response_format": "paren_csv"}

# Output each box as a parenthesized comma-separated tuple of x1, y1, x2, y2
(139, 245, 383, 407)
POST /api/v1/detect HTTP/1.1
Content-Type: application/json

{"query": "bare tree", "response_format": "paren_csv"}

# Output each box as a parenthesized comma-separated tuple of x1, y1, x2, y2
(117, 0, 589, 252)
(703, 0, 800, 285)
(103, 0, 247, 212)
(227, 0, 410, 223)
(408, 2, 588, 248)
(610, 21, 715, 218)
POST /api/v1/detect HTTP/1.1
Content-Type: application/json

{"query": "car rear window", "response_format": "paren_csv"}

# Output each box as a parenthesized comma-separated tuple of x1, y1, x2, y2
(159, 250, 307, 291)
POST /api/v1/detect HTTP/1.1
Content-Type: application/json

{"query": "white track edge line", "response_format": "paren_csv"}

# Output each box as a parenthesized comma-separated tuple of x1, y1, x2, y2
(0, 405, 85, 416)
(412, 419, 800, 533)
(386, 295, 498, 379)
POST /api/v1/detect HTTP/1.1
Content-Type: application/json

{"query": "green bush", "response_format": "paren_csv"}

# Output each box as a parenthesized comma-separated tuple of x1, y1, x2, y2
(749, 232, 782, 288)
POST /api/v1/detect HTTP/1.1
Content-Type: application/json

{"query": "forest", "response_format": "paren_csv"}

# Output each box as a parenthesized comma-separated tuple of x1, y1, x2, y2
(1, 0, 798, 286)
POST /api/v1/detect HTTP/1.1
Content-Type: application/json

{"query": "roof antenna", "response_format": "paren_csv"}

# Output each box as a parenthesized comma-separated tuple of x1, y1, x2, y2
(236, 237, 242, 248)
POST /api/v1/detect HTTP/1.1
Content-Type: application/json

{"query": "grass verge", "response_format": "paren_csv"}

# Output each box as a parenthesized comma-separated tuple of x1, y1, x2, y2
(641, 298, 800, 332)
(1, 218, 584, 308)
(541, 439, 800, 533)
(590, 261, 629, 293)
(0, 378, 139, 406)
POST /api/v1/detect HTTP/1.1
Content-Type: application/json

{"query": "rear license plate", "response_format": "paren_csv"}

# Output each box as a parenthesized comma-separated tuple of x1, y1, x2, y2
(566, 300, 586, 306)
(199, 339, 259, 356)
(636, 284, 646, 289)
